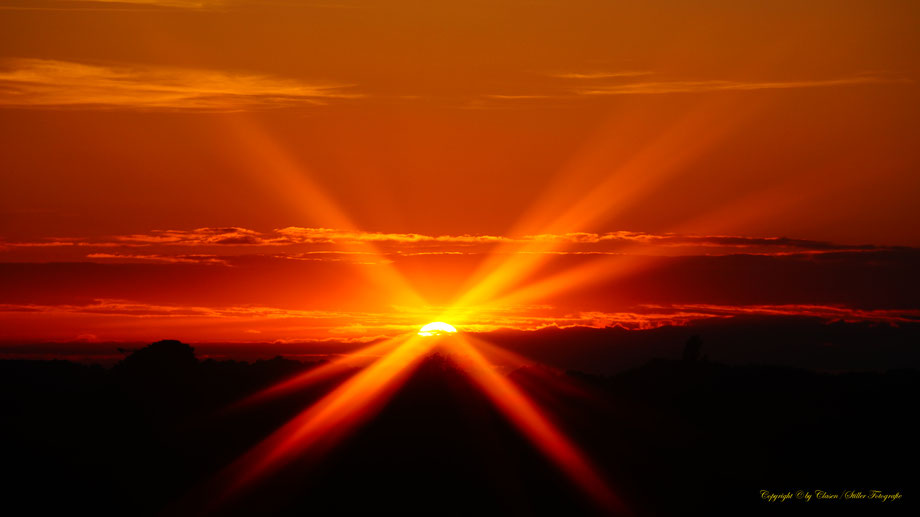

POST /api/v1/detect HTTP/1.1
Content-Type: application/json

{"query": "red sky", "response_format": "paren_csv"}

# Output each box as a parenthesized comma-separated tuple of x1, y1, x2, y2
(1, 1, 919, 344)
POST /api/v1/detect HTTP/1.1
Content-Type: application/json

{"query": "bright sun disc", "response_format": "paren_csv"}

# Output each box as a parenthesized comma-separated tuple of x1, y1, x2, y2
(418, 322, 458, 336)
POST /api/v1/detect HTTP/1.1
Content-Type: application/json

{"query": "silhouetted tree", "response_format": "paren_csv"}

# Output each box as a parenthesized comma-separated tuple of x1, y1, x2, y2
(113, 339, 197, 376)
(110, 340, 201, 416)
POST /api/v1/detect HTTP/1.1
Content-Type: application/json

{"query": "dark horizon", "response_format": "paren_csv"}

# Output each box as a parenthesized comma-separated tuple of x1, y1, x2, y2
(2, 335, 913, 516)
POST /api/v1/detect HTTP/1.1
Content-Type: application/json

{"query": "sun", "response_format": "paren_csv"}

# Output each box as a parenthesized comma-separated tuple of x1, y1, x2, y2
(417, 322, 458, 337)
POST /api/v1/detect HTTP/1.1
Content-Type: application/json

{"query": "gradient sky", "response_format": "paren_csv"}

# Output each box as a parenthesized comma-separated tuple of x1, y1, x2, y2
(1, 1, 919, 344)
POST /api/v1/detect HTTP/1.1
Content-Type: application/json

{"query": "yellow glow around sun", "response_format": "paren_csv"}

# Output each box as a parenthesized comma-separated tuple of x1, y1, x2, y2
(418, 322, 458, 336)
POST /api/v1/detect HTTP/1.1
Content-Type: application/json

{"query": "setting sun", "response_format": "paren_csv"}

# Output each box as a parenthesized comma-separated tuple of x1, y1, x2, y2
(418, 322, 458, 337)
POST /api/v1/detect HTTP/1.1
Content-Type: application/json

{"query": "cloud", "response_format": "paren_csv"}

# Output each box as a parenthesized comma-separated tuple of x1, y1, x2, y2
(85, 253, 229, 265)
(468, 304, 920, 333)
(278, 251, 388, 265)
(0, 1, 360, 11)
(0, 59, 358, 110)
(573, 76, 904, 96)
(2, 227, 894, 257)
(483, 94, 553, 100)
(114, 227, 277, 245)
(483, 74, 907, 103)
(0, 299, 355, 319)
(551, 71, 652, 80)
(273, 227, 505, 244)
(647, 304, 920, 325)
(587, 232, 883, 251)
(0, 1, 359, 11)
(473, 309, 727, 332)
(266, 228, 891, 252)
(81, 0, 219, 7)
(0, 0, 223, 11)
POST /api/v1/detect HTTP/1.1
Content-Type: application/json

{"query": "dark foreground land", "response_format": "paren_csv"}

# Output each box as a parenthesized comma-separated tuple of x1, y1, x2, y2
(1, 339, 916, 516)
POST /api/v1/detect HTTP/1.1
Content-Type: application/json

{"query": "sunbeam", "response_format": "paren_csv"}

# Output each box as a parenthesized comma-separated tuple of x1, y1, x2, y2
(451, 335, 628, 514)
(224, 116, 429, 309)
(204, 327, 628, 515)
(213, 335, 435, 501)
(449, 101, 754, 314)
(226, 335, 409, 411)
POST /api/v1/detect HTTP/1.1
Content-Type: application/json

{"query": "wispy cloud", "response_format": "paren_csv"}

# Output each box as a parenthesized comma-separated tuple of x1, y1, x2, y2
(81, 0, 219, 7)
(483, 74, 907, 103)
(0, 59, 358, 110)
(115, 227, 275, 245)
(278, 251, 388, 265)
(483, 94, 553, 100)
(643, 304, 920, 325)
(0, 0, 359, 11)
(85, 253, 229, 265)
(2, 226, 891, 256)
(77, 0, 219, 7)
(550, 70, 652, 80)
(265, 228, 888, 252)
(0, 299, 360, 319)
(273, 227, 506, 244)
(0, 1, 360, 11)
(574, 76, 904, 96)
(0, 0, 223, 10)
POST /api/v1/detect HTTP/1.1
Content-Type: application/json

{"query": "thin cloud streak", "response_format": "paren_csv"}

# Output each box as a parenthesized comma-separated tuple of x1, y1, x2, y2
(0, 299, 370, 320)
(650, 304, 920, 325)
(575, 76, 905, 96)
(85, 253, 229, 265)
(551, 70, 652, 79)
(1, 227, 895, 256)
(0, 0, 360, 11)
(0, 59, 358, 110)
(116, 227, 273, 245)
(82, 0, 218, 6)
(0, 0, 223, 10)
(483, 75, 906, 103)
(274, 227, 506, 244)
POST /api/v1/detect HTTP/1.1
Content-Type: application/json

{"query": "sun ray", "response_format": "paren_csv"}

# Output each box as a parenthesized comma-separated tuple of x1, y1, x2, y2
(468, 337, 602, 403)
(449, 102, 754, 314)
(213, 334, 435, 501)
(224, 116, 429, 309)
(204, 326, 629, 514)
(489, 252, 652, 311)
(226, 335, 409, 412)
(451, 334, 629, 515)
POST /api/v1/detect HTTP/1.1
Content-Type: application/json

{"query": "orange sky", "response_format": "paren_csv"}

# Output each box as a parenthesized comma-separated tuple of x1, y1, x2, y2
(1, 1, 919, 343)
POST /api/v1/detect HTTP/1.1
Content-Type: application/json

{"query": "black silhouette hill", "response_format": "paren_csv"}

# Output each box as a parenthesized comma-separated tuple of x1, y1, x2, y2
(1, 337, 916, 516)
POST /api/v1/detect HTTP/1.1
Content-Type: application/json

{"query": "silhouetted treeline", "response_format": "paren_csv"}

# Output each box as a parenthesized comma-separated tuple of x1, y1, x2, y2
(1, 339, 916, 516)
(475, 317, 920, 374)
